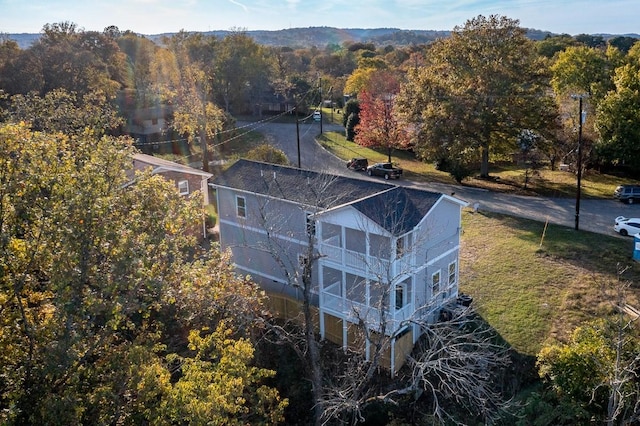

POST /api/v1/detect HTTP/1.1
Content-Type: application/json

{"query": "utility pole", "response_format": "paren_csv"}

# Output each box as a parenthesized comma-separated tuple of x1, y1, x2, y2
(296, 106, 301, 169)
(571, 94, 587, 231)
(318, 75, 323, 135)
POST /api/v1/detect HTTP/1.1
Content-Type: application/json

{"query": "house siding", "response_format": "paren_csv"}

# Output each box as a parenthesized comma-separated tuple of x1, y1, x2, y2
(216, 186, 319, 293)
(412, 199, 462, 321)
(211, 160, 467, 373)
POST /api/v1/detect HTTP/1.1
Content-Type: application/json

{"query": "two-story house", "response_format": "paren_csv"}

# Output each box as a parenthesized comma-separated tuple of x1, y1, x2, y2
(212, 159, 467, 372)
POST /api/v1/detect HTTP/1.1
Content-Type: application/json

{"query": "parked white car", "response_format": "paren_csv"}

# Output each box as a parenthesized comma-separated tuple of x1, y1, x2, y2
(614, 216, 640, 236)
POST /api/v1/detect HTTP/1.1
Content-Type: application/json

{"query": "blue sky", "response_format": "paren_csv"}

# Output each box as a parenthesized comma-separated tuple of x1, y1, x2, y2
(0, 0, 637, 36)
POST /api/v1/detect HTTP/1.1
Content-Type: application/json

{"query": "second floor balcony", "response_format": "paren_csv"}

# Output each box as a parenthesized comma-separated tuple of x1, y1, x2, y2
(318, 236, 412, 277)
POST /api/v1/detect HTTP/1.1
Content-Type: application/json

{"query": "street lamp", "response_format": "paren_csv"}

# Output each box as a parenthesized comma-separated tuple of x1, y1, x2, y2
(571, 94, 587, 231)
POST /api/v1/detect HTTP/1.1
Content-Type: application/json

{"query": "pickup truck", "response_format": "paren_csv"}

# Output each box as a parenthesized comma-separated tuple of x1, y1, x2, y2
(366, 162, 403, 180)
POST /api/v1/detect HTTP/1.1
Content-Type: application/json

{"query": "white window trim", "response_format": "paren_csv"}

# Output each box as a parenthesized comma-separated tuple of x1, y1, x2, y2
(432, 270, 441, 297)
(178, 179, 189, 196)
(236, 195, 246, 218)
(395, 283, 407, 310)
(448, 261, 457, 286)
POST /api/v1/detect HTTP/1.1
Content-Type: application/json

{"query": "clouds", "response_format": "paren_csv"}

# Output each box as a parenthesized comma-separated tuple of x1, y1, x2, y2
(228, 0, 248, 12)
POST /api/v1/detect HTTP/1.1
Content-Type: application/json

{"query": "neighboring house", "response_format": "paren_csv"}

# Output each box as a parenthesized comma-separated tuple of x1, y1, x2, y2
(124, 106, 172, 144)
(129, 153, 213, 238)
(211, 159, 467, 372)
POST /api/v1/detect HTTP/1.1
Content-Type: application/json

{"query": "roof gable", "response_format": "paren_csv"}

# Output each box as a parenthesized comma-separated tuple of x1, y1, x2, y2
(351, 187, 440, 235)
(212, 159, 445, 235)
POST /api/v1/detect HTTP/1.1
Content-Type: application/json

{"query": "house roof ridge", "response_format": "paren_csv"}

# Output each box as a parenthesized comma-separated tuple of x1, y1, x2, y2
(133, 153, 213, 177)
(211, 159, 449, 223)
(320, 184, 401, 214)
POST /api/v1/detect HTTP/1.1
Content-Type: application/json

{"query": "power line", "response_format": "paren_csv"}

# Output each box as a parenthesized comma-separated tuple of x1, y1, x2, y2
(132, 86, 321, 147)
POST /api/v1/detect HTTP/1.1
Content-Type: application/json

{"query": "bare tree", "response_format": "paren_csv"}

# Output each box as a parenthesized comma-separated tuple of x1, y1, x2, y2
(601, 266, 640, 426)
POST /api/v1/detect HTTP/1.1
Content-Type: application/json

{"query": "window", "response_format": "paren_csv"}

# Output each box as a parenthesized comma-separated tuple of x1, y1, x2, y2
(432, 271, 441, 296)
(395, 284, 406, 310)
(306, 212, 316, 236)
(448, 261, 457, 286)
(396, 236, 404, 258)
(396, 234, 412, 258)
(236, 196, 246, 218)
(178, 180, 189, 196)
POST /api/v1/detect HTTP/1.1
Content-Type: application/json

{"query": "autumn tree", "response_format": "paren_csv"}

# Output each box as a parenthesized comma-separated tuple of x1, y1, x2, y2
(245, 144, 289, 165)
(6, 88, 123, 136)
(167, 32, 227, 172)
(172, 65, 226, 172)
(117, 32, 162, 106)
(550, 45, 613, 103)
(537, 317, 640, 424)
(344, 56, 388, 96)
(0, 122, 286, 425)
(354, 69, 411, 162)
(0, 38, 37, 95)
(27, 22, 127, 97)
(396, 15, 556, 178)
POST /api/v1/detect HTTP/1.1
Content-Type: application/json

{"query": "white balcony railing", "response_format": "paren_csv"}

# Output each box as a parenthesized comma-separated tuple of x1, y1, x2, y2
(319, 242, 395, 275)
(320, 282, 414, 334)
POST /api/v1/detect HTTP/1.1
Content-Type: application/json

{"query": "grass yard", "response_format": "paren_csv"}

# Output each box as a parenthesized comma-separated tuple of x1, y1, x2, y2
(318, 130, 634, 199)
(460, 209, 640, 356)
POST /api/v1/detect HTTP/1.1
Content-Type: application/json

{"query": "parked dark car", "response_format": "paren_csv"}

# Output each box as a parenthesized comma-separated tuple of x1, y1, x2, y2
(366, 162, 403, 180)
(614, 185, 640, 204)
(346, 157, 368, 171)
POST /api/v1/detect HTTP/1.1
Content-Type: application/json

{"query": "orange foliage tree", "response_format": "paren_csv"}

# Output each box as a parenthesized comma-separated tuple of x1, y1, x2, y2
(354, 70, 411, 162)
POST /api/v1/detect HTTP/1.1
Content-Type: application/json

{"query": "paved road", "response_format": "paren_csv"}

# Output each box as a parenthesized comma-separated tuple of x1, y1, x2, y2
(240, 120, 347, 175)
(247, 120, 635, 238)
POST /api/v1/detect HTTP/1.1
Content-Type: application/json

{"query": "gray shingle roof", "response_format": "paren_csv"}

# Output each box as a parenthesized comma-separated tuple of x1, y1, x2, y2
(212, 159, 443, 235)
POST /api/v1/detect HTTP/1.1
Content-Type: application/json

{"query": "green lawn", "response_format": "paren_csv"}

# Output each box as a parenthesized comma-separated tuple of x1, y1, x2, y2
(318, 130, 634, 199)
(460, 210, 640, 356)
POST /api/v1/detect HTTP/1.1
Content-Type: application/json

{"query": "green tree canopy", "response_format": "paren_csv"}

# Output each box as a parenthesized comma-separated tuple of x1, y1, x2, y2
(396, 15, 556, 178)
(537, 317, 640, 424)
(7, 88, 123, 136)
(245, 144, 289, 165)
(0, 122, 286, 425)
(550, 45, 612, 102)
(535, 34, 578, 59)
(211, 31, 273, 114)
(595, 51, 640, 169)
